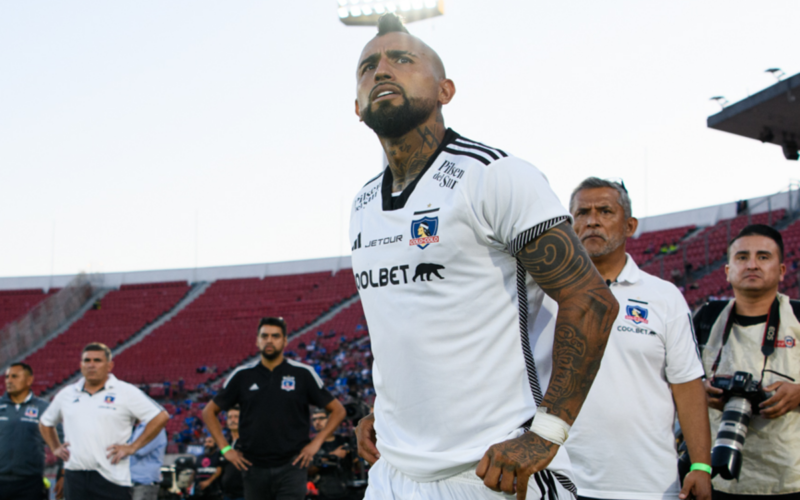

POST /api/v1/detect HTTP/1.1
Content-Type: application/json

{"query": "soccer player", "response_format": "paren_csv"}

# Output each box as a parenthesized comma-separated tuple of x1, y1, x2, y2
(349, 14, 618, 500)
(564, 178, 711, 500)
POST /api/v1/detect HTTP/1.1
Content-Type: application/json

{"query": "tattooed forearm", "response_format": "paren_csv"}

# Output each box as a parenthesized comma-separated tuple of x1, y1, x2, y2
(517, 223, 618, 424)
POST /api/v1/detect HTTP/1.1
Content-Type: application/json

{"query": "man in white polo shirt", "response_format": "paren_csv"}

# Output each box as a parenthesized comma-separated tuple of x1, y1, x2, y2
(565, 178, 712, 500)
(39, 342, 169, 500)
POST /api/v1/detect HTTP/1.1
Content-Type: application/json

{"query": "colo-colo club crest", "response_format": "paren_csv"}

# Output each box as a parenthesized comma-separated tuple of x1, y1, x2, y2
(410, 216, 440, 249)
(281, 376, 296, 392)
(625, 305, 649, 325)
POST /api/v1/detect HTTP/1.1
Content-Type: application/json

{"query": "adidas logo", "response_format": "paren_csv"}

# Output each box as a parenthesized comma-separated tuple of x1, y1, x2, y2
(352, 233, 362, 251)
(249, 383, 259, 391)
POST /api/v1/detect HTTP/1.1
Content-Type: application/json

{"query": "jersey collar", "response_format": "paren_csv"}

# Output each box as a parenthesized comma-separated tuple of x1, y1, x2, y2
(614, 254, 643, 285)
(381, 128, 459, 211)
(0, 391, 32, 404)
(257, 358, 287, 373)
(76, 373, 118, 393)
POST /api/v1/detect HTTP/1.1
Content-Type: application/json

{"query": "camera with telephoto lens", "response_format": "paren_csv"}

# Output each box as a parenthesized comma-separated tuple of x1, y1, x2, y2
(158, 456, 196, 499)
(709, 371, 772, 480)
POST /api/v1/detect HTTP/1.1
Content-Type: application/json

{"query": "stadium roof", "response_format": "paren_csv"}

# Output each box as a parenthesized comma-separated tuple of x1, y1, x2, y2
(707, 72, 799, 160)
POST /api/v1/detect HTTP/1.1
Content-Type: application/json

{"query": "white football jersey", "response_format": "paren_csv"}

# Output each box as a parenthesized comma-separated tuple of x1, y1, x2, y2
(349, 129, 574, 489)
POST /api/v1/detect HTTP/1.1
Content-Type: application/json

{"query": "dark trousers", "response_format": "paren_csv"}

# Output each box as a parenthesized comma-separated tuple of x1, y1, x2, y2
(713, 492, 800, 500)
(242, 464, 306, 500)
(65, 470, 132, 500)
(0, 476, 43, 500)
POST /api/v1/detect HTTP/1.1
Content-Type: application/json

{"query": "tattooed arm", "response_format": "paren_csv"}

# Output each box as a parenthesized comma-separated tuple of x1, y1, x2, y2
(476, 222, 618, 499)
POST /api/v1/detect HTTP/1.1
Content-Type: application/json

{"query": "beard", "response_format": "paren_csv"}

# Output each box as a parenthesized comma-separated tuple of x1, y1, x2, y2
(261, 347, 281, 361)
(361, 93, 436, 138)
(583, 233, 626, 258)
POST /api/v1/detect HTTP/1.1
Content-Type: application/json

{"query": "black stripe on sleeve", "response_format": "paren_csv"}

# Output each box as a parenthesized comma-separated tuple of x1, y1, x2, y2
(509, 216, 570, 256)
(453, 140, 500, 160)
(363, 170, 384, 188)
(442, 147, 491, 166)
(458, 136, 509, 158)
(517, 261, 543, 406)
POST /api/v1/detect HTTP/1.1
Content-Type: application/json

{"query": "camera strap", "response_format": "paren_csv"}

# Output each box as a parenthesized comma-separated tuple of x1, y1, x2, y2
(710, 297, 780, 378)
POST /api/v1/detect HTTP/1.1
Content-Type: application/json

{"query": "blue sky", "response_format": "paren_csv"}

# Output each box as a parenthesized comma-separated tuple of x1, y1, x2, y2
(1, 0, 797, 277)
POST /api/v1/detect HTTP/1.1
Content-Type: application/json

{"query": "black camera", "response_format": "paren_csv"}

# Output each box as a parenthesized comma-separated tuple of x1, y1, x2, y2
(709, 371, 771, 480)
(158, 456, 196, 499)
(312, 451, 344, 469)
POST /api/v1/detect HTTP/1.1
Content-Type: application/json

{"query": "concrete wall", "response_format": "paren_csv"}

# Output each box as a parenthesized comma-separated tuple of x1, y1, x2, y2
(634, 189, 797, 237)
(0, 256, 352, 292)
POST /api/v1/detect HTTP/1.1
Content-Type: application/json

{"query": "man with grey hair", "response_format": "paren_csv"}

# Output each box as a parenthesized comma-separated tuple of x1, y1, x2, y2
(564, 177, 712, 500)
(40, 342, 169, 500)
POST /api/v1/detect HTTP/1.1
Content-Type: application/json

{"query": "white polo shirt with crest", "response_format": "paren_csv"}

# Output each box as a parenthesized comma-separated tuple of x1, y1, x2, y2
(349, 128, 576, 488)
(565, 255, 704, 500)
(41, 373, 163, 487)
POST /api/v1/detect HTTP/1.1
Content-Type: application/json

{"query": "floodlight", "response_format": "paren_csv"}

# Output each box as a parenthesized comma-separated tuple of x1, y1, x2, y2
(338, 0, 443, 25)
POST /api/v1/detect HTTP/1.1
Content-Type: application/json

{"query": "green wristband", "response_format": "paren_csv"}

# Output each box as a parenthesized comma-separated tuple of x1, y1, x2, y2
(220, 445, 232, 456)
(690, 463, 712, 474)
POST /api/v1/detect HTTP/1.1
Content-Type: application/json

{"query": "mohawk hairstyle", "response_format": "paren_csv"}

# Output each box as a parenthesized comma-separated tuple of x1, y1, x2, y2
(376, 13, 409, 36)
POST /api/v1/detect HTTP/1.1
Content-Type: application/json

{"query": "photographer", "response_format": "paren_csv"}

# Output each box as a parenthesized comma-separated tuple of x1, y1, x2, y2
(695, 225, 800, 500)
(308, 409, 349, 500)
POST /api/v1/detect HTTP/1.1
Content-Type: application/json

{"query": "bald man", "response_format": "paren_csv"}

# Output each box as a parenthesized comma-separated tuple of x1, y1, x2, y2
(349, 13, 617, 500)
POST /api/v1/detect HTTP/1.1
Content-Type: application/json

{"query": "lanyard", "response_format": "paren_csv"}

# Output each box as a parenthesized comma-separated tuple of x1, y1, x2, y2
(710, 297, 780, 383)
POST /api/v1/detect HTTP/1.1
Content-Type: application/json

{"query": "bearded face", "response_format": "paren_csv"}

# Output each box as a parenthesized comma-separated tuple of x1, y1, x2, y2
(361, 91, 436, 139)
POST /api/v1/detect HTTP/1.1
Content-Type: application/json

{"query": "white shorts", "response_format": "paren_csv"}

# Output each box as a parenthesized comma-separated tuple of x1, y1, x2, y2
(365, 459, 576, 500)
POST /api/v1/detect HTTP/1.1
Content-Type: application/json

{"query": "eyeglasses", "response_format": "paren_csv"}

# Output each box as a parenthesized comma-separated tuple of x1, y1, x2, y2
(311, 416, 327, 421)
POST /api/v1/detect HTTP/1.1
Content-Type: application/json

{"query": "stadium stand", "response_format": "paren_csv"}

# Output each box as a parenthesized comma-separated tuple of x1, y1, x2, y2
(287, 300, 368, 362)
(640, 210, 787, 280)
(20, 282, 191, 394)
(1, 193, 797, 453)
(163, 300, 371, 453)
(626, 225, 696, 265)
(111, 270, 358, 391)
(0, 288, 55, 330)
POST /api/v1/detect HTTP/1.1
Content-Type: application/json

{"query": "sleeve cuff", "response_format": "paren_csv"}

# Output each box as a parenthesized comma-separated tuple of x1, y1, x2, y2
(508, 216, 570, 256)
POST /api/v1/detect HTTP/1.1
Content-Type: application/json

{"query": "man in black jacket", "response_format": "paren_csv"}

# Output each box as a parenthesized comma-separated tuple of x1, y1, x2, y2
(202, 317, 346, 500)
(0, 363, 50, 500)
